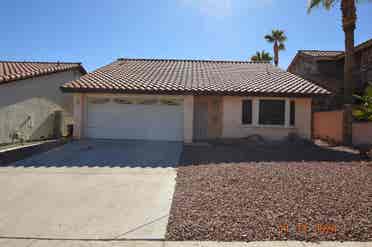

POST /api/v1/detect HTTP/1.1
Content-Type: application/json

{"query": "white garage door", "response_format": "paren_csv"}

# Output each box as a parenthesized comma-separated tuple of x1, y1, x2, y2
(85, 97, 184, 141)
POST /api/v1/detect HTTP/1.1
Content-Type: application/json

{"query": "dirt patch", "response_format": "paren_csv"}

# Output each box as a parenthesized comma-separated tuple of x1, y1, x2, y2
(180, 140, 365, 165)
(166, 162, 372, 241)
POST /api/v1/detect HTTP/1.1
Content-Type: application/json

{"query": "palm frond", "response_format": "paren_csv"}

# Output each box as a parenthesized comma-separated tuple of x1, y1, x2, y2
(307, 0, 337, 13)
(264, 34, 275, 43)
(272, 30, 287, 42)
(278, 43, 286, 51)
(354, 94, 363, 100)
(278, 33, 287, 42)
(250, 50, 273, 62)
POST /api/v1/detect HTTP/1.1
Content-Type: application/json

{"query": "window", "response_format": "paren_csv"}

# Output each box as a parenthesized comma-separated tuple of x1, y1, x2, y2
(88, 98, 110, 104)
(159, 99, 181, 106)
(114, 98, 133, 104)
(290, 101, 295, 126)
(137, 99, 158, 105)
(259, 100, 285, 125)
(242, 100, 252, 124)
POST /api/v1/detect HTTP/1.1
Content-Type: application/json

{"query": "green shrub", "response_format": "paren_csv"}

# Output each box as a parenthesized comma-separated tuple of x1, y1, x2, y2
(353, 85, 372, 121)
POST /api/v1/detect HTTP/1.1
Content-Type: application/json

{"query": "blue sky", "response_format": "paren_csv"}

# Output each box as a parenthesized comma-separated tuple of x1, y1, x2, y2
(1, 0, 371, 71)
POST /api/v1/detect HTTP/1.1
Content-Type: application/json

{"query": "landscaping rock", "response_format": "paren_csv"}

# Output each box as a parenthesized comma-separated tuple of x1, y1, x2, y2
(166, 162, 372, 242)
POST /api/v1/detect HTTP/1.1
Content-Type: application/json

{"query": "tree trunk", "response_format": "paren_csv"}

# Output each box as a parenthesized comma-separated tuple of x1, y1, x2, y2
(274, 41, 279, 66)
(341, 0, 356, 145)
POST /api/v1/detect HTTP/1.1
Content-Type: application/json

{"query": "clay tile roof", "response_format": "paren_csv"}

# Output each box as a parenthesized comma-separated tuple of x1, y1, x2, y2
(300, 50, 344, 58)
(298, 39, 372, 60)
(0, 61, 86, 85)
(61, 58, 330, 96)
(353, 38, 372, 52)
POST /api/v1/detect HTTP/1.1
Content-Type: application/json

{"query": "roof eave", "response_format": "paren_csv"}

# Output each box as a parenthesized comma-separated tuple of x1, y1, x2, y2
(60, 86, 330, 98)
(0, 65, 86, 86)
(287, 52, 301, 72)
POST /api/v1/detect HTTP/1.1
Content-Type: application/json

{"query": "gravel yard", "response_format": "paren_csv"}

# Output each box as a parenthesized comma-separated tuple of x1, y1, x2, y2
(166, 162, 372, 241)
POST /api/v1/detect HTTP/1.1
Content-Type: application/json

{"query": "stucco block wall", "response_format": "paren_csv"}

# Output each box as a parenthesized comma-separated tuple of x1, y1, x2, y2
(313, 110, 344, 144)
(222, 96, 312, 140)
(353, 122, 372, 146)
(0, 70, 82, 144)
(313, 110, 372, 145)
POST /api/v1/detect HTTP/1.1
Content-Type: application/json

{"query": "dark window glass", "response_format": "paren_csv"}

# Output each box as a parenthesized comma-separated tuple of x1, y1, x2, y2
(290, 101, 295, 126)
(242, 100, 252, 124)
(259, 100, 285, 125)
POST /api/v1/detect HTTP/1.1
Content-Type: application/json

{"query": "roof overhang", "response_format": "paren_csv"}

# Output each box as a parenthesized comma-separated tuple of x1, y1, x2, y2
(60, 86, 331, 98)
(0, 64, 87, 86)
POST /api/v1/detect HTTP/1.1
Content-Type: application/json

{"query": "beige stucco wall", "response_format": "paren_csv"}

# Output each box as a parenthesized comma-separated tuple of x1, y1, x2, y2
(183, 95, 194, 143)
(74, 93, 313, 142)
(72, 94, 85, 139)
(222, 96, 312, 140)
(0, 70, 83, 144)
(353, 122, 372, 145)
(294, 98, 312, 139)
(73, 93, 194, 142)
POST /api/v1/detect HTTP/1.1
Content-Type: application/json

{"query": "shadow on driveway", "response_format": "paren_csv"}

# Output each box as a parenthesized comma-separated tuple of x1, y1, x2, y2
(7, 139, 183, 168)
(180, 139, 366, 166)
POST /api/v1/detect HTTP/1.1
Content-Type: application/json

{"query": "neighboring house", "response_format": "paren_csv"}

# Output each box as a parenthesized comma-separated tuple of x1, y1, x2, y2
(0, 61, 86, 144)
(288, 38, 372, 111)
(61, 58, 329, 143)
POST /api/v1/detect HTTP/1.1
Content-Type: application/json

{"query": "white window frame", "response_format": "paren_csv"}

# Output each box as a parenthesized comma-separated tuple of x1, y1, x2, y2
(241, 97, 294, 128)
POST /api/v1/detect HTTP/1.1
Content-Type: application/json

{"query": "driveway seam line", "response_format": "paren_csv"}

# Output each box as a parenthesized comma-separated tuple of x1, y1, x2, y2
(112, 214, 169, 239)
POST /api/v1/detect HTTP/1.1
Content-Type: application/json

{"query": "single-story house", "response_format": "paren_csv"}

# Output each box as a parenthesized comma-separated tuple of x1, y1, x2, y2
(0, 61, 86, 144)
(61, 58, 329, 143)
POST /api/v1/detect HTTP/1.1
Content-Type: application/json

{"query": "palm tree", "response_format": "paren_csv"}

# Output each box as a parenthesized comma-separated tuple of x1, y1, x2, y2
(264, 30, 287, 66)
(307, 0, 369, 145)
(250, 50, 273, 62)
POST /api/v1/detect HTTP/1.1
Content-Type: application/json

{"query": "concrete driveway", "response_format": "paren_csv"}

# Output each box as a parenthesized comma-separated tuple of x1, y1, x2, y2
(0, 139, 181, 241)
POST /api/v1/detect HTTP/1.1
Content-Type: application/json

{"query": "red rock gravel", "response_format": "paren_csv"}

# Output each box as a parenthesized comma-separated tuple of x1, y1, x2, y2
(166, 162, 372, 241)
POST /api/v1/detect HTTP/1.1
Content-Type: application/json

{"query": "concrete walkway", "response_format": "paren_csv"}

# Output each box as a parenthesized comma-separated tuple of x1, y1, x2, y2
(0, 240, 370, 247)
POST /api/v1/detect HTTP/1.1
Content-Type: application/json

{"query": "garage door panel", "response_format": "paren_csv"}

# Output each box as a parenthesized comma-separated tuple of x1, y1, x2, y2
(145, 107, 184, 140)
(87, 103, 144, 128)
(85, 99, 184, 141)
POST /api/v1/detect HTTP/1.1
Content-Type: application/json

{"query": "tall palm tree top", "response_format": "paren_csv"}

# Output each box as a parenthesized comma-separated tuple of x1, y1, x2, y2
(264, 30, 287, 43)
(264, 29, 287, 66)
